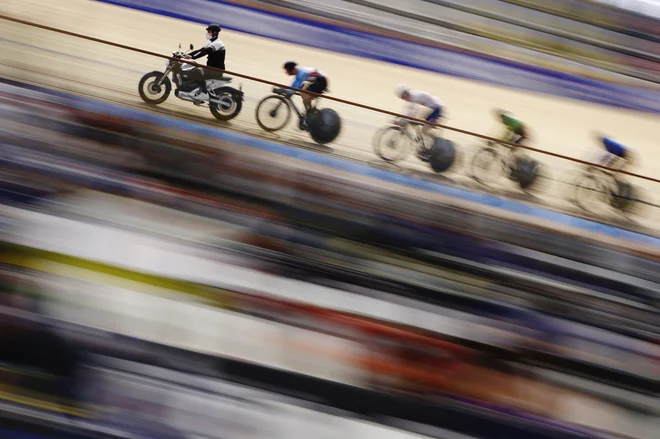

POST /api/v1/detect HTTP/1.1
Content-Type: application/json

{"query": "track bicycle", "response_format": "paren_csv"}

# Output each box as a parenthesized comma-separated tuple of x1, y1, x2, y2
(470, 140, 542, 192)
(571, 166, 645, 215)
(255, 87, 320, 132)
(372, 119, 435, 163)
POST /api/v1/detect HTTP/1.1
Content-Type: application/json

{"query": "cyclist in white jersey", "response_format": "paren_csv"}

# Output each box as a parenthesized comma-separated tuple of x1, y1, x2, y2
(394, 84, 444, 144)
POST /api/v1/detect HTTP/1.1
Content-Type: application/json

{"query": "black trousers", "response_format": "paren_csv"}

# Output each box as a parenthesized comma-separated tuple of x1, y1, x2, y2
(186, 67, 224, 91)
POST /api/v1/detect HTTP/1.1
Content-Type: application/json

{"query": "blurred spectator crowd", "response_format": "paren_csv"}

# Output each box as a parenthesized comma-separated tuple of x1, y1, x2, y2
(1, 80, 659, 439)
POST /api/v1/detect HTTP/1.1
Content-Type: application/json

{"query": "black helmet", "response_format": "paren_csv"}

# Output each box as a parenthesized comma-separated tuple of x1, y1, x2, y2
(283, 61, 297, 72)
(206, 24, 221, 33)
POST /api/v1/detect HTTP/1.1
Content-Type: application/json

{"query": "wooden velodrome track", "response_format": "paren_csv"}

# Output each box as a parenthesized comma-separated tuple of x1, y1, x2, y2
(1, 0, 660, 236)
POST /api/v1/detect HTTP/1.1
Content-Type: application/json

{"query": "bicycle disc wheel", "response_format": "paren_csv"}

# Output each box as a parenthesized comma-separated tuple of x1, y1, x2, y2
(624, 187, 652, 218)
(372, 126, 412, 163)
(470, 147, 502, 186)
(256, 95, 292, 132)
(612, 179, 650, 218)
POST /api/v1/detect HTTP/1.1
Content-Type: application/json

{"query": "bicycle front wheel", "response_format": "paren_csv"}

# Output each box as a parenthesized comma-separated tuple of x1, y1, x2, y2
(470, 147, 503, 186)
(373, 126, 413, 163)
(256, 95, 292, 132)
(574, 173, 607, 212)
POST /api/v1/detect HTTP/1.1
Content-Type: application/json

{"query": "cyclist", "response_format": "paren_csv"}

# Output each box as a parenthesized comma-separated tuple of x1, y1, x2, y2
(394, 84, 444, 147)
(283, 61, 328, 130)
(494, 109, 528, 148)
(490, 109, 530, 180)
(594, 133, 634, 172)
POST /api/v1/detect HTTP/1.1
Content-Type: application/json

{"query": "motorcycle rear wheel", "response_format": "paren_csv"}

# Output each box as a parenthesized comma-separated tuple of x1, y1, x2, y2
(138, 71, 171, 105)
(210, 88, 243, 121)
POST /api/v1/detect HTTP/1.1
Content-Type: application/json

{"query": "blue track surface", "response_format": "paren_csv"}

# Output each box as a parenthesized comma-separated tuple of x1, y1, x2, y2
(97, 0, 660, 113)
(5, 79, 658, 247)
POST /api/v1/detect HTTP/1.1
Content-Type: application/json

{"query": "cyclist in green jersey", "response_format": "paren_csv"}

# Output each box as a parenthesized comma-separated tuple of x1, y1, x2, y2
(495, 109, 528, 147)
(491, 109, 529, 180)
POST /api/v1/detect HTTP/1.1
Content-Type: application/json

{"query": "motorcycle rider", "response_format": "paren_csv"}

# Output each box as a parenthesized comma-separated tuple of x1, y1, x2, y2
(184, 24, 226, 99)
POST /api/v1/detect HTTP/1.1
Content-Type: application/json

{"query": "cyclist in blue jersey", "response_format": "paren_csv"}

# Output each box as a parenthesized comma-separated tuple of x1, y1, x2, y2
(283, 61, 329, 130)
(595, 133, 634, 172)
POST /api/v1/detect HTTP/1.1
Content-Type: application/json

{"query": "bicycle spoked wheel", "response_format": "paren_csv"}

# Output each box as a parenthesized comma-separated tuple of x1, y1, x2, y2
(470, 147, 502, 186)
(256, 95, 292, 132)
(574, 173, 607, 213)
(373, 126, 412, 163)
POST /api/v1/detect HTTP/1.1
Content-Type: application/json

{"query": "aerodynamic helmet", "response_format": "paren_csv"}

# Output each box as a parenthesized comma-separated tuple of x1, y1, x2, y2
(395, 84, 410, 98)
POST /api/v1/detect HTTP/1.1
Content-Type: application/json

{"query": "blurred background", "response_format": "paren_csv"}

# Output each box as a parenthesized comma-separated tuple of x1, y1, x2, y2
(255, 0, 660, 83)
(1, 1, 660, 439)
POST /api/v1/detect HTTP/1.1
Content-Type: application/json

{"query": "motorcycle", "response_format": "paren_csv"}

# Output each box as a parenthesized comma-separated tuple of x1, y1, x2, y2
(138, 44, 244, 121)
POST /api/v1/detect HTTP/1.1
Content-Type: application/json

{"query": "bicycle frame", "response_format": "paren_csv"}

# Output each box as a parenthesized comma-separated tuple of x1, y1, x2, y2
(276, 89, 319, 117)
(470, 139, 526, 187)
(586, 168, 618, 201)
(401, 122, 427, 152)
(493, 141, 523, 170)
(286, 94, 305, 119)
(408, 123, 424, 144)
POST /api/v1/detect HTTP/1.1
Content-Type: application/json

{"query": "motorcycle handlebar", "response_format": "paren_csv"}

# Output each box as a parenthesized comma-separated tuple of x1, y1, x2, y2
(172, 46, 195, 58)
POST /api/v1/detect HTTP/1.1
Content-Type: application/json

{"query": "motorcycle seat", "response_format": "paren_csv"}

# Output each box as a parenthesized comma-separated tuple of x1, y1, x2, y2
(207, 77, 232, 84)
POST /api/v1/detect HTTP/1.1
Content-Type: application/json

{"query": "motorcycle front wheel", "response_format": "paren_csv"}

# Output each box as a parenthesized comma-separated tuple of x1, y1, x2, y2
(138, 71, 171, 105)
(210, 87, 243, 121)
